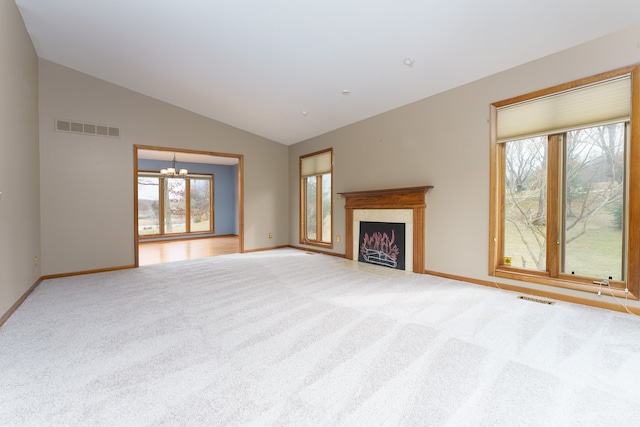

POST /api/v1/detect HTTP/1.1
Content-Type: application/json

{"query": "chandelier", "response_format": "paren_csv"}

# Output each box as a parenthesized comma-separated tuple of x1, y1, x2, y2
(160, 153, 188, 177)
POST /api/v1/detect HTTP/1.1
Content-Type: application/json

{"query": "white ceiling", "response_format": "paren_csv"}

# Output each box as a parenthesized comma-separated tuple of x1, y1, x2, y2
(15, 0, 640, 146)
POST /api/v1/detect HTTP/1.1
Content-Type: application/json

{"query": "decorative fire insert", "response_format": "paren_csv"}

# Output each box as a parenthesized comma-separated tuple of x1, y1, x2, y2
(340, 186, 432, 274)
(358, 221, 406, 270)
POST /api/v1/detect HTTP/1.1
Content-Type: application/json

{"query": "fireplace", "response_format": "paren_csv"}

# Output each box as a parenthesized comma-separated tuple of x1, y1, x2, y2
(339, 186, 432, 273)
(359, 221, 406, 270)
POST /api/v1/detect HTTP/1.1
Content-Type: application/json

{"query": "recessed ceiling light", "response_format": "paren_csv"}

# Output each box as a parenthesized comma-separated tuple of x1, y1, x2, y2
(341, 90, 350, 95)
(403, 57, 415, 67)
(301, 110, 308, 116)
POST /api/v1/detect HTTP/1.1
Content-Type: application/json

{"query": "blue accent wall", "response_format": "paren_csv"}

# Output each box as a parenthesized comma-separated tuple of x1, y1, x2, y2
(232, 164, 239, 234)
(138, 159, 238, 235)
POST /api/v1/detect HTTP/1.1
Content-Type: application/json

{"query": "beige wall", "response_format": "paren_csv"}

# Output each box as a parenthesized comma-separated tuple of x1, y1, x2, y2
(39, 60, 289, 276)
(289, 24, 640, 308)
(0, 0, 40, 318)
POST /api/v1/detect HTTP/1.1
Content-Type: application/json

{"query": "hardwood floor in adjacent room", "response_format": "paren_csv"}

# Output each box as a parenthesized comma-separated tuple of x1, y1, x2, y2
(138, 235, 240, 266)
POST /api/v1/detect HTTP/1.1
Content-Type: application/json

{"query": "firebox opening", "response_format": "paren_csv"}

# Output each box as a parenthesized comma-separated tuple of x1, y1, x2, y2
(358, 221, 406, 270)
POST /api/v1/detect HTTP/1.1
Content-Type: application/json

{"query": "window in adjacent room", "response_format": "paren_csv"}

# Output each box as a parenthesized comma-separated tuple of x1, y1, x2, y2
(137, 173, 214, 237)
(300, 148, 333, 247)
(489, 65, 639, 298)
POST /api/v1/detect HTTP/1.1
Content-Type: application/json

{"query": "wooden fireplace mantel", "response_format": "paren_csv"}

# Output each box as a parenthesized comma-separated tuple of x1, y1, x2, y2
(339, 186, 433, 273)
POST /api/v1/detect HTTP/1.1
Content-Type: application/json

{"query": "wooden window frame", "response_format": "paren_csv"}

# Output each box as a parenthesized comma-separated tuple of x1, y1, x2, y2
(137, 171, 214, 239)
(489, 64, 640, 299)
(299, 148, 333, 248)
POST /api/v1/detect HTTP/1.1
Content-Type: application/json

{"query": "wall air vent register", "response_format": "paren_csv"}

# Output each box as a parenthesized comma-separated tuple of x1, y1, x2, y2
(55, 119, 120, 138)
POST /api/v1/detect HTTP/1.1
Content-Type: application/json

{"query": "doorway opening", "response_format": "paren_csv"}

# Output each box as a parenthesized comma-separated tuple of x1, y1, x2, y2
(134, 145, 244, 266)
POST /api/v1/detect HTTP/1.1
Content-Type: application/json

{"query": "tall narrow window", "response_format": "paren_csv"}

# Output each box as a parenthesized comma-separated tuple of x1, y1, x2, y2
(165, 178, 186, 234)
(490, 66, 639, 298)
(138, 176, 160, 236)
(300, 148, 333, 247)
(190, 178, 211, 232)
(504, 136, 548, 271)
(562, 124, 626, 281)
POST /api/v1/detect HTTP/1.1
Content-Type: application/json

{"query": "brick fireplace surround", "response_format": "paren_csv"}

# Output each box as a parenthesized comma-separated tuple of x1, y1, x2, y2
(339, 186, 433, 273)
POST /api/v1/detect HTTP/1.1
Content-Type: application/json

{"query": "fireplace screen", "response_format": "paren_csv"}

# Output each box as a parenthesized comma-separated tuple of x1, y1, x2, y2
(358, 221, 406, 270)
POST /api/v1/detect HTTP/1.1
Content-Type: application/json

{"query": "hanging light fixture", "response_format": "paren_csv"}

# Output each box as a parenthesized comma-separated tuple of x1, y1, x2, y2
(160, 153, 188, 177)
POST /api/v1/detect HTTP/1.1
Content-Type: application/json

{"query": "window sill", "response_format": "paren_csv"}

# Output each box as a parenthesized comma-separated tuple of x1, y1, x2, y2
(299, 240, 333, 250)
(139, 231, 216, 241)
(494, 268, 637, 300)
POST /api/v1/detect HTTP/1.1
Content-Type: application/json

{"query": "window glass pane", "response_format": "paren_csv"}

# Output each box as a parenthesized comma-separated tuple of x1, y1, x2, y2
(504, 136, 548, 271)
(190, 179, 211, 232)
(321, 173, 331, 243)
(305, 177, 317, 240)
(138, 176, 160, 235)
(165, 178, 186, 234)
(562, 124, 625, 280)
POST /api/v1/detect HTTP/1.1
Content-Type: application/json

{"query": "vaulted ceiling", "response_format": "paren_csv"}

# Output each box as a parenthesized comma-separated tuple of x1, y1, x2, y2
(15, 0, 640, 145)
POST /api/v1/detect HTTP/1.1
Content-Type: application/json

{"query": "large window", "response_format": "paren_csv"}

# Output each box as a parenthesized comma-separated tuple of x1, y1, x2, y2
(490, 65, 640, 298)
(300, 148, 333, 247)
(138, 173, 213, 237)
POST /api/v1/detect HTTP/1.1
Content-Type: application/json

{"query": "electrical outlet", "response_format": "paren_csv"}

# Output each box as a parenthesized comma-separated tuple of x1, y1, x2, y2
(336, 235, 340, 243)
(269, 232, 273, 239)
(34, 256, 38, 267)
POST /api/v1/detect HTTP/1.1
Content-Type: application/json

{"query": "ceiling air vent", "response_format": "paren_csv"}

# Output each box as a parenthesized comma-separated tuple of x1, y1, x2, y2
(55, 119, 121, 139)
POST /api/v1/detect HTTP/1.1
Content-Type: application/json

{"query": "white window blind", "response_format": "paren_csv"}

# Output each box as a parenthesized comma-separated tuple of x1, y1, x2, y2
(496, 75, 631, 143)
(301, 151, 332, 177)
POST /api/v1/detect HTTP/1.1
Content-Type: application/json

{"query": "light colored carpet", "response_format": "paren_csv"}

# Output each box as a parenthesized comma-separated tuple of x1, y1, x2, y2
(2, 248, 640, 426)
